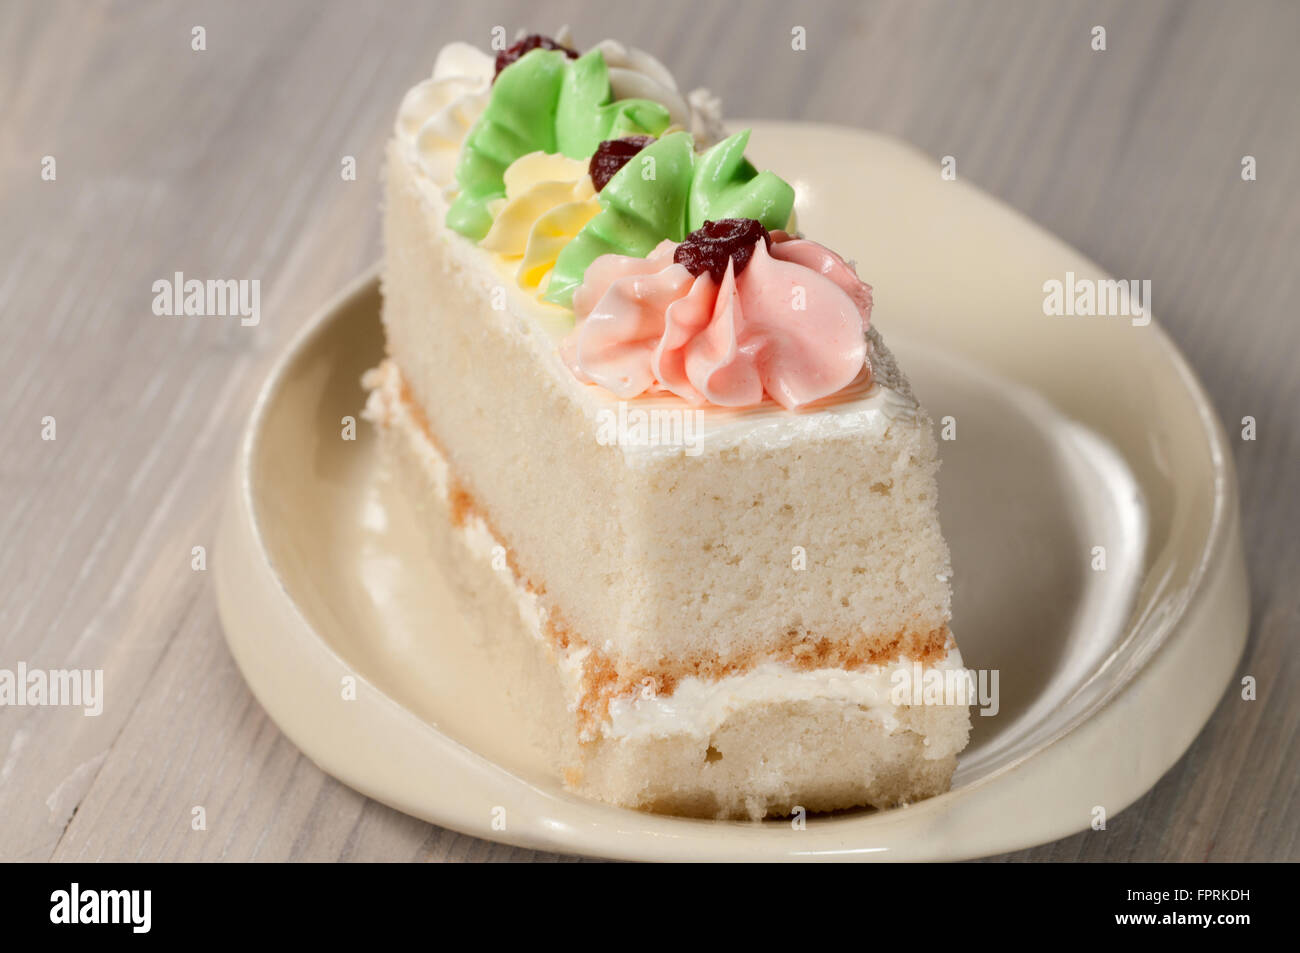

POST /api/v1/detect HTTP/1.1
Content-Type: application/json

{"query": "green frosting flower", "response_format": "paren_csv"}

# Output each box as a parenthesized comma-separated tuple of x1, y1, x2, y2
(446, 48, 672, 240)
(687, 129, 794, 231)
(445, 49, 567, 240)
(544, 132, 696, 307)
(543, 130, 796, 308)
(556, 50, 672, 159)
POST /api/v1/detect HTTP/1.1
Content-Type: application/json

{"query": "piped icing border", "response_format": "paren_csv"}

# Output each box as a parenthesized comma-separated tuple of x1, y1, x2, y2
(407, 32, 882, 412)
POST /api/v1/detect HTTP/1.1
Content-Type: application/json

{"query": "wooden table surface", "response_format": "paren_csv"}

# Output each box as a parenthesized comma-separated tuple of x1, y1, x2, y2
(2, 0, 1296, 862)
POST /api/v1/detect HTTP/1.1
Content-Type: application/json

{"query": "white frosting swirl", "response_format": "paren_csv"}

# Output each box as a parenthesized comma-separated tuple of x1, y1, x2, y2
(396, 42, 494, 194)
(593, 39, 726, 146)
(397, 32, 727, 195)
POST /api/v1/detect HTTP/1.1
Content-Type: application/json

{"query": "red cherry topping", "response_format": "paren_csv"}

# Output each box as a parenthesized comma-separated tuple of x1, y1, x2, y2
(673, 219, 772, 282)
(494, 34, 578, 79)
(589, 136, 655, 192)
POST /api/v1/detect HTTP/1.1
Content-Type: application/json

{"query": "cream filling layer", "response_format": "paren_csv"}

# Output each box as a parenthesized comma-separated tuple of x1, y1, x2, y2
(607, 655, 967, 749)
(363, 360, 964, 748)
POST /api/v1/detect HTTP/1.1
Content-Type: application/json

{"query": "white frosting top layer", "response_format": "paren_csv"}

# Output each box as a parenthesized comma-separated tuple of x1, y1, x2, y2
(393, 41, 923, 462)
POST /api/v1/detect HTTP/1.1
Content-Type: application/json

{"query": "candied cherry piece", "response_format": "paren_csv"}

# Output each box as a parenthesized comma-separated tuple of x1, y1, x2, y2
(674, 219, 772, 282)
(494, 34, 578, 79)
(589, 135, 656, 192)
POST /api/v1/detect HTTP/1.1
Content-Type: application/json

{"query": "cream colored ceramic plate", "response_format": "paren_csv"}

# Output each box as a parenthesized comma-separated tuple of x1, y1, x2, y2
(215, 122, 1248, 861)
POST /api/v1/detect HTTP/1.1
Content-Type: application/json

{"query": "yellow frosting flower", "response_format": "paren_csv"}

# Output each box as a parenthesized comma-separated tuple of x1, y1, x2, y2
(480, 152, 601, 298)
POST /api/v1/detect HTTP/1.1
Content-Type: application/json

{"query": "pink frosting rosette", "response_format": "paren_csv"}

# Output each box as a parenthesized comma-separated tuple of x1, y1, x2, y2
(560, 232, 873, 410)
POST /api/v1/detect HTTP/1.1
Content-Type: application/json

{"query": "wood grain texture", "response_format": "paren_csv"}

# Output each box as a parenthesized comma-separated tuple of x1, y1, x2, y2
(1, 0, 1295, 862)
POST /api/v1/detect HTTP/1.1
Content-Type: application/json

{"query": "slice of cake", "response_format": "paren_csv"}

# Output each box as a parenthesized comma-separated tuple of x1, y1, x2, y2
(366, 32, 971, 820)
